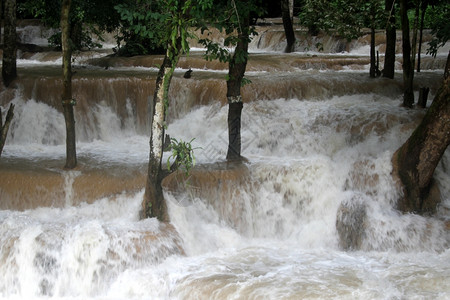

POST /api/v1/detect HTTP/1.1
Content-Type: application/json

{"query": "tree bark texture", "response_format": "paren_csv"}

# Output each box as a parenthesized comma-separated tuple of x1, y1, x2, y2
(0, 103, 15, 157)
(383, 0, 396, 79)
(226, 16, 250, 161)
(281, 0, 296, 53)
(400, 0, 414, 107)
(61, 0, 77, 169)
(392, 75, 450, 214)
(2, 0, 17, 87)
(141, 44, 181, 221)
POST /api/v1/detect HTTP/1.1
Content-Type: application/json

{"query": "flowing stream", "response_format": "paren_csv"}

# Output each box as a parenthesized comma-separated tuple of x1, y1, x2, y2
(0, 21, 449, 299)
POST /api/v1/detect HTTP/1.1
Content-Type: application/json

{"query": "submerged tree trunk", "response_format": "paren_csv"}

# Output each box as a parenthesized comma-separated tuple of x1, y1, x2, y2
(281, 0, 295, 53)
(400, 0, 414, 107)
(383, 0, 396, 79)
(61, 0, 77, 169)
(0, 103, 15, 157)
(392, 73, 450, 214)
(141, 43, 181, 221)
(2, 0, 17, 87)
(226, 17, 250, 161)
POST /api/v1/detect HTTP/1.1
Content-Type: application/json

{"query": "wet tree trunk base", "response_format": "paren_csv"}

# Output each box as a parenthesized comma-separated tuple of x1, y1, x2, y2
(392, 76, 450, 214)
(226, 100, 244, 161)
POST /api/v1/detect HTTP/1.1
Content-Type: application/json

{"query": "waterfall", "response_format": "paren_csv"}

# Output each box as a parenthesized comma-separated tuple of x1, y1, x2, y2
(0, 20, 449, 299)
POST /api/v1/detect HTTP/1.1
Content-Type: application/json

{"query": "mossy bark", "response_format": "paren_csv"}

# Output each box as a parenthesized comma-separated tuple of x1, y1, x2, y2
(392, 76, 450, 214)
(141, 44, 181, 221)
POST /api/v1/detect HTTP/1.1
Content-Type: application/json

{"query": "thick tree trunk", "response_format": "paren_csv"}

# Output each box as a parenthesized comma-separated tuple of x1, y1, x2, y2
(226, 17, 249, 161)
(392, 75, 450, 214)
(383, 0, 396, 79)
(400, 0, 414, 107)
(0, 103, 14, 157)
(61, 0, 77, 169)
(281, 0, 296, 53)
(141, 44, 181, 221)
(2, 0, 17, 87)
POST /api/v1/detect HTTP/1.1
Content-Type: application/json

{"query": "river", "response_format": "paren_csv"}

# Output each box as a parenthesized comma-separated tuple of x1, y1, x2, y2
(0, 21, 449, 299)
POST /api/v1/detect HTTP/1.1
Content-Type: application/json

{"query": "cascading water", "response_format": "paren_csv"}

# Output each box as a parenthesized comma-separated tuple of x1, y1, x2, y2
(1, 21, 450, 299)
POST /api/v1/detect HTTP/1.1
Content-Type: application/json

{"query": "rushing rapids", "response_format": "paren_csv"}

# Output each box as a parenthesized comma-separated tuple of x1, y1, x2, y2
(0, 20, 449, 299)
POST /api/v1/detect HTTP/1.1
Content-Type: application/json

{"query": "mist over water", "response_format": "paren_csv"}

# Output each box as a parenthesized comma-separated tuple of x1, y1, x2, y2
(1, 21, 450, 299)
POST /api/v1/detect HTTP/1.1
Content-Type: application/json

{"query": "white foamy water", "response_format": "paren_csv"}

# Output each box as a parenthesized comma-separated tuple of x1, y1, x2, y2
(1, 83, 449, 299)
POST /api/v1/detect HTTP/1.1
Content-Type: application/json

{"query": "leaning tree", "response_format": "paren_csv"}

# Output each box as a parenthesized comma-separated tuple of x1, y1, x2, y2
(392, 67, 450, 214)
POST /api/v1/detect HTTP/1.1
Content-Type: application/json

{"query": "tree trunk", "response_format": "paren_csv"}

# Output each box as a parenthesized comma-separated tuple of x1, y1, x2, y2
(141, 43, 181, 221)
(445, 50, 450, 80)
(226, 17, 250, 161)
(61, 0, 77, 169)
(383, 0, 396, 79)
(2, 0, 17, 87)
(410, 2, 419, 77)
(370, 25, 377, 78)
(400, 0, 414, 107)
(0, 103, 14, 157)
(392, 74, 450, 214)
(281, 0, 296, 53)
(0, 0, 3, 45)
(417, 0, 428, 73)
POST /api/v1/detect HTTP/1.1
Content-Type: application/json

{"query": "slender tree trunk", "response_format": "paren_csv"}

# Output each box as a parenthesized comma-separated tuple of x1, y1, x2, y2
(0, 0, 3, 45)
(392, 73, 450, 214)
(0, 103, 14, 157)
(2, 0, 17, 87)
(370, 25, 377, 78)
(417, 0, 428, 73)
(61, 0, 77, 169)
(281, 0, 295, 53)
(445, 50, 450, 80)
(141, 42, 181, 221)
(400, 0, 414, 107)
(383, 0, 396, 79)
(410, 2, 419, 77)
(226, 17, 250, 161)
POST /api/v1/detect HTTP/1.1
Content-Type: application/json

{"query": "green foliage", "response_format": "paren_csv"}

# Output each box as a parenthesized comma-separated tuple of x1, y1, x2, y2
(115, 0, 213, 56)
(299, 0, 384, 40)
(167, 138, 199, 176)
(426, 1, 450, 57)
(198, 0, 264, 79)
(18, 0, 123, 50)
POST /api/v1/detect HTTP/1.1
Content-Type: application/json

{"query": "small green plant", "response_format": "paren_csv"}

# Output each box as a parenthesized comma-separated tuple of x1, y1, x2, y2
(167, 138, 199, 176)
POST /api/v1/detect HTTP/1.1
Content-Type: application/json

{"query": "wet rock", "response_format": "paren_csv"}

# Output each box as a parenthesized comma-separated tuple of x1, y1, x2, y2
(183, 68, 193, 79)
(336, 198, 367, 251)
